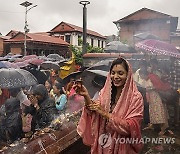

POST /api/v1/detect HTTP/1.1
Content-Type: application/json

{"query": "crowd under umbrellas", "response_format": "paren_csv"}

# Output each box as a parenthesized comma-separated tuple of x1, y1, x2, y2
(0, 53, 84, 153)
(0, 38, 179, 153)
(61, 39, 180, 153)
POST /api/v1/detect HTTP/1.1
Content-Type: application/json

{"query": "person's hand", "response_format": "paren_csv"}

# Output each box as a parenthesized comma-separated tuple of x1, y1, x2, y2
(87, 101, 101, 111)
(87, 101, 111, 119)
(28, 95, 39, 109)
(73, 84, 89, 97)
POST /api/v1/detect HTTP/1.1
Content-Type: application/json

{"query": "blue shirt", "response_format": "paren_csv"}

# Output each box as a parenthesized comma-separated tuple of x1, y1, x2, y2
(55, 94, 67, 111)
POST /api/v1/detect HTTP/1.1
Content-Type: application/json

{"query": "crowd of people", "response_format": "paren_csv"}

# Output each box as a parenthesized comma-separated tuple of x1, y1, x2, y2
(133, 58, 179, 135)
(0, 68, 83, 144)
(0, 56, 179, 154)
(76, 57, 179, 154)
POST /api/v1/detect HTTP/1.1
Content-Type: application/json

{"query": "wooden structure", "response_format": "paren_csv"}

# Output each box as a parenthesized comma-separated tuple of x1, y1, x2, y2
(0, 36, 10, 56)
(114, 8, 178, 45)
(1, 113, 90, 154)
(4, 32, 71, 58)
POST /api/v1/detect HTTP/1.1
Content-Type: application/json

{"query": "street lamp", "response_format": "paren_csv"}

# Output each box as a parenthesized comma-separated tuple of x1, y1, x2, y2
(79, 1, 90, 55)
(20, 1, 37, 56)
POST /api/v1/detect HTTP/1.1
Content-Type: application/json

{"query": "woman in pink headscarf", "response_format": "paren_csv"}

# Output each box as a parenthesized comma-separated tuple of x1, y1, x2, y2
(76, 58, 144, 154)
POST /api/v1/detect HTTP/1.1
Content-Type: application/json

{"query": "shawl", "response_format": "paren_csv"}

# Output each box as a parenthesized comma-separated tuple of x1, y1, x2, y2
(77, 59, 144, 154)
(148, 73, 171, 91)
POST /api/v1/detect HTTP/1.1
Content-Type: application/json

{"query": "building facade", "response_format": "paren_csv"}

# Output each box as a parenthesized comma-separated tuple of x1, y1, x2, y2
(49, 21, 106, 48)
(4, 32, 71, 58)
(114, 8, 178, 46)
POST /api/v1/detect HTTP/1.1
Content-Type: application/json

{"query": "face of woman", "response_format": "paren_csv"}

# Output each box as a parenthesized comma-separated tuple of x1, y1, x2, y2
(110, 64, 128, 87)
(45, 81, 51, 90)
(53, 85, 59, 95)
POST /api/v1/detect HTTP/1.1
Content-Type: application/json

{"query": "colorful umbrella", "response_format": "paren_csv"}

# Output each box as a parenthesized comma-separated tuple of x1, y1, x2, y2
(135, 39, 180, 58)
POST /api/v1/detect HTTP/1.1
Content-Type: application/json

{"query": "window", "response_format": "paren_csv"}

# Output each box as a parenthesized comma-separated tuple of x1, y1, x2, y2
(101, 41, 104, 48)
(98, 40, 100, 47)
(78, 35, 82, 46)
(91, 38, 94, 47)
(65, 35, 71, 43)
(60, 35, 65, 40)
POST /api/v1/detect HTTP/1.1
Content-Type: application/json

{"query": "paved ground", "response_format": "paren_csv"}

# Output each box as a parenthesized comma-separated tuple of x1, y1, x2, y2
(141, 110, 180, 154)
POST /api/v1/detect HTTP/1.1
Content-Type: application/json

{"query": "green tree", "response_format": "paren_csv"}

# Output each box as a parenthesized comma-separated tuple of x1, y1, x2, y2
(70, 43, 104, 66)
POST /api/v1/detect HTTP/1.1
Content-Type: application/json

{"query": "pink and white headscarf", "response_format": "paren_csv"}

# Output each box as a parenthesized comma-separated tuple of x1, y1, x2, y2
(77, 58, 144, 154)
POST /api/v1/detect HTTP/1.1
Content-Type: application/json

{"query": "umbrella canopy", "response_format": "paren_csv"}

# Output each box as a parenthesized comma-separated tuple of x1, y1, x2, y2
(28, 58, 44, 66)
(80, 70, 107, 97)
(88, 58, 115, 71)
(134, 32, 160, 40)
(86, 70, 108, 77)
(0, 68, 38, 88)
(23, 55, 38, 60)
(104, 41, 136, 53)
(4, 54, 23, 59)
(62, 71, 82, 85)
(0, 57, 9, 61)
(40, 61, 60, 70)
(27, 69, 48, 85)
(1, 61, 19, 69)
(47, 54, 65, 62)
(14, 61, 30, 68)
(0, 61, 9, 68)
(135, 39, 180, 58)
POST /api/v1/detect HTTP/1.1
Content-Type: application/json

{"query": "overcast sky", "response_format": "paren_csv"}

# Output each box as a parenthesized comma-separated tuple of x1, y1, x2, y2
(1, 0, 180, 36)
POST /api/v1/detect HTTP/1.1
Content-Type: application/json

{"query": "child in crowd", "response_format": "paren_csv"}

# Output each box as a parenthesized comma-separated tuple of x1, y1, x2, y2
(53, 82, 67, 112)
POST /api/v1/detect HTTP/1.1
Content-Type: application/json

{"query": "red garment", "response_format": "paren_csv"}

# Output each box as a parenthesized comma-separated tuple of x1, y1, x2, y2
(77, 59, 144, 154)
(0, 89, 10, 107)
(148, 73, 171, 91)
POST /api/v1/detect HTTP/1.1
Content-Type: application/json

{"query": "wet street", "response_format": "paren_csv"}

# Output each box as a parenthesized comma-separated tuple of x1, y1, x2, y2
(141, 111, 180, 154)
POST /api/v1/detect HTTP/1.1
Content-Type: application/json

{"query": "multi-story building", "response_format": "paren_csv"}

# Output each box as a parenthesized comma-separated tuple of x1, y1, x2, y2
(49, 21, 106, 48)
(113, 8, 178, 46)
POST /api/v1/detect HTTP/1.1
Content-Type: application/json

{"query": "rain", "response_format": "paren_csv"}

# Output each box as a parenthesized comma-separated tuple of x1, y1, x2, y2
(0, 1, 180, 154)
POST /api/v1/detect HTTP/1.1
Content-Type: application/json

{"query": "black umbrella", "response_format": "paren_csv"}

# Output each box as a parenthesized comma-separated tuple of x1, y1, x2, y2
(27, 69, 48, 85)
(88, 58, 115, 71)
(40, 61, 60, 70)
(104, 41, 136, 53)
(62, 71, 82, 85)
(0, 68, 38, 89)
